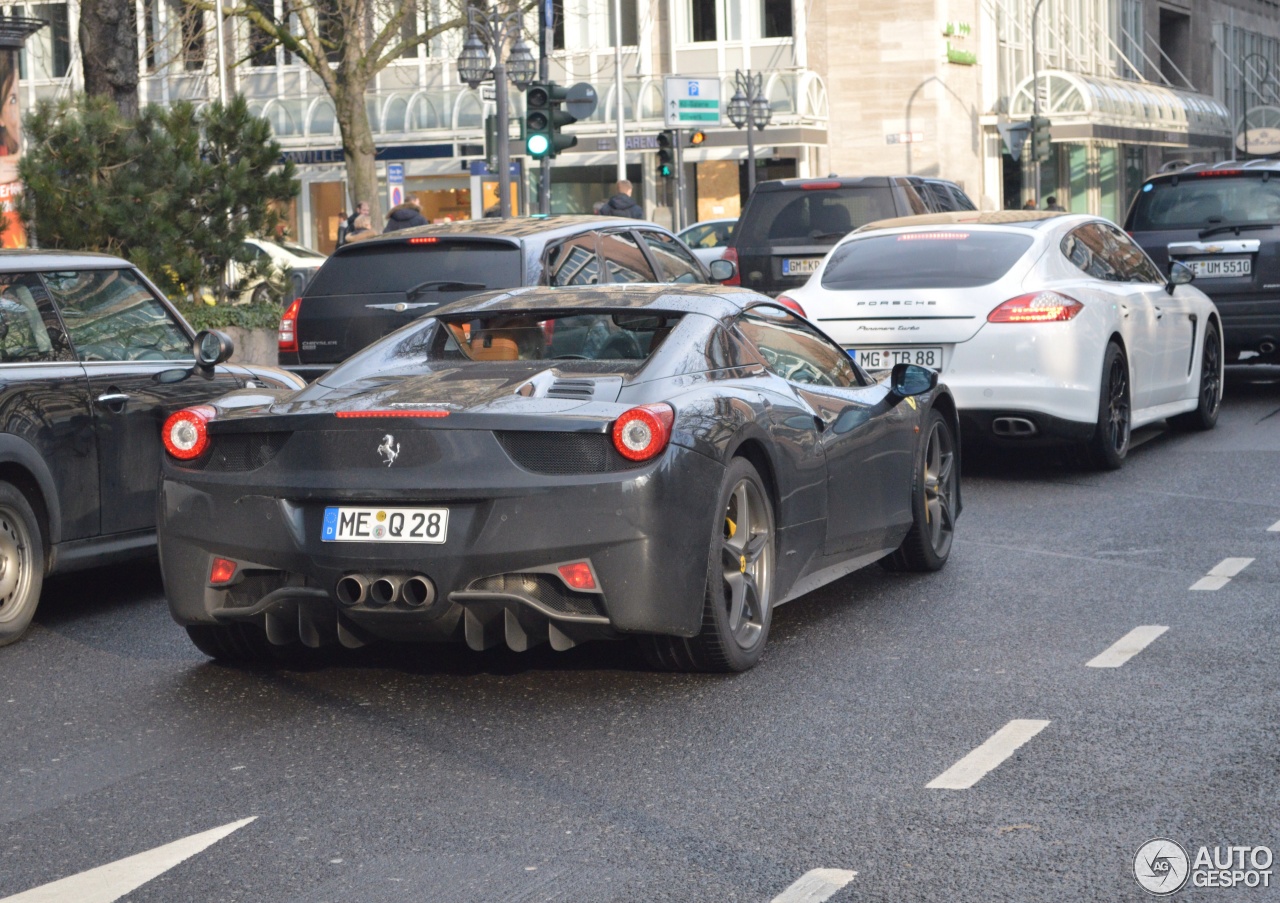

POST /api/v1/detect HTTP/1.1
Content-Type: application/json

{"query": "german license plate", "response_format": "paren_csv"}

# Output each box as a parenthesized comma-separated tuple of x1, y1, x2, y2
(781, 257, 822, 276)
(1185, 257, 1250, 278)
(851, 346, 943, 370)
(322, 506, 448, 543)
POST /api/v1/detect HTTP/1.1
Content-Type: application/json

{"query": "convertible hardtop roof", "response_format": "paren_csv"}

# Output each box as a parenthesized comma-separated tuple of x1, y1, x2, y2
(336, 215, 662, 254)
(0, 249, 131, 270)
(432, 283, 771, 319)
(855, 210, 1069, 232)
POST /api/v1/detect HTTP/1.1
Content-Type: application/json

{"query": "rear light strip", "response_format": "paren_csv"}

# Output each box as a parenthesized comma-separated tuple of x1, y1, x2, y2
(776, 295, 807, 317)
(278, 298, 301, 354)
(988, 291, 1083, 323)
(335, 410, 451, 418)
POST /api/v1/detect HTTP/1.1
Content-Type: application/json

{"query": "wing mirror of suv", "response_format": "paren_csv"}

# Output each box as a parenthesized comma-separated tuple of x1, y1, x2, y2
(1166, 260, 1195, 294)
(194, 329, 235, 369)
(890, 362, 938, 397)
(708, 259, 737, 283)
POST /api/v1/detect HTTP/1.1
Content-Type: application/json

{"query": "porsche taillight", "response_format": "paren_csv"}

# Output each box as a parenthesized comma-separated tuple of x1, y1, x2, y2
(278, 298, 301, 353)
(776, 294, 807, 317)
(988, 291, 1083, 323)
(721, 247, 741, 286)
(163, 405, 216, 460)
(611, 404, 674, 462)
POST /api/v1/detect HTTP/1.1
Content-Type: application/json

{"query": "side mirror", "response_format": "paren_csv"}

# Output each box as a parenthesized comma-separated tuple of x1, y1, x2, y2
(890, 362, 938, 397)
(1166, 260, 1194, 294)
(193, 329, 234, 369)
(708, 258, 737, 283)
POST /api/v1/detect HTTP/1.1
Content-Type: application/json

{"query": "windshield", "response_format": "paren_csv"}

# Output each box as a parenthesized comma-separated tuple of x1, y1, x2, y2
(821, 231, 1034, 289)
(1129, 176, 1280, 230)
(309, 241, 523, 296)
(434, 310, 684, 362)
(736, 187, 900, 248)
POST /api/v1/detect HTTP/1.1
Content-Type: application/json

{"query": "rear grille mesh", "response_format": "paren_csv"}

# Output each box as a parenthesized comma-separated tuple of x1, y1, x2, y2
(189, 433, 291, 472)
(466, 573, 604, 618)
(496, 431, 645, 475)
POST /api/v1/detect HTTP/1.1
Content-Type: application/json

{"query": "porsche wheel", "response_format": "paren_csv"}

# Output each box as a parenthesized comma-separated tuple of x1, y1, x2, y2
(1169, 320, 1221, 432)
(1086, 342, 1130, 470)
(881, 408, 956, 572)
(0, 482, 43, 648)
(641, 457, 775, 673)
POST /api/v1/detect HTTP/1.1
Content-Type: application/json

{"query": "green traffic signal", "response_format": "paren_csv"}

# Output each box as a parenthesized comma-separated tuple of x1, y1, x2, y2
(525, 82, 580, 160)
(527, 133, 550, 157)
(1031, 116, 1052, 162)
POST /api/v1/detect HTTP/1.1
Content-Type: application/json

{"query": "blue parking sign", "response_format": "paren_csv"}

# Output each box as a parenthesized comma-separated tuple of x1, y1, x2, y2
(689, 81, 699, 96)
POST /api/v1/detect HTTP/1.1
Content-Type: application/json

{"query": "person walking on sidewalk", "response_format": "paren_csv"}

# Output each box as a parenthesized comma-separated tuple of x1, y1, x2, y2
(601, 180, 643, 219)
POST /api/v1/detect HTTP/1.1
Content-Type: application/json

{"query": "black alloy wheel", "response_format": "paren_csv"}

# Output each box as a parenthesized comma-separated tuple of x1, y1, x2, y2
(1087, 342, 1131, 470)
(1170, 320, 1222, 431)
(882, 408, 957, 572)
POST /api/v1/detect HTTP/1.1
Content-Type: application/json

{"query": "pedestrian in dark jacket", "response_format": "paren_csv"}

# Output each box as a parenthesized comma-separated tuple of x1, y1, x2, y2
(383, 196, 428, 232)
(601, 180, 643, 218)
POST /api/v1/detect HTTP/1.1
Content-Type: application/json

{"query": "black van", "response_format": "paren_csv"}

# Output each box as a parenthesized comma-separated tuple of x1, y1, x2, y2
(1125, 159, 1280, 364)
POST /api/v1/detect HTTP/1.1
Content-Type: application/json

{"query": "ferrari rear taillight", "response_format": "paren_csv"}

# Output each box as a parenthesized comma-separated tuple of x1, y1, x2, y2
(987, 291, 1083, 323)
(278, 298, 301, 353)
(162, 405, 216, 460)
(776, 294, 807, 317)
(209, 557, 238, 585)
(721, 247, 741, 286)
(611, 403, 674, 462)
(557, 562, 597, 591)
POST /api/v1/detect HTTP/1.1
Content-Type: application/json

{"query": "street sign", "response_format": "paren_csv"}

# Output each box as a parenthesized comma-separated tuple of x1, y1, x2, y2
(664, 76, 721, 127)
(386, 162, 405, 208)
(565, 82, 598, 121)
(481, 84, 496, 103)
(996, 121, 1032, 162)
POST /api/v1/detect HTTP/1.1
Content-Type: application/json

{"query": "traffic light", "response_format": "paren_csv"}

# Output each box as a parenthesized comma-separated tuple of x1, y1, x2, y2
(525, 82, 579, 159)
(1031, 116, 1052, 162)
(657, 130, 674, 178)
(688, 129, 706, 146)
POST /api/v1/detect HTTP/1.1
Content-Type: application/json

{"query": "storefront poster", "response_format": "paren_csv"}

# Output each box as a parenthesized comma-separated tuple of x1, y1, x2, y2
(0, 48, 26, 249)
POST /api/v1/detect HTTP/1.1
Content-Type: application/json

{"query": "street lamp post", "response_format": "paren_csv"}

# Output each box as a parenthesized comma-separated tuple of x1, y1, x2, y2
(457, 7, 536, 218)
(1030, 0, 1048, 203)
(727, 70, 772, 196)
(1241, 53, 1271, 158)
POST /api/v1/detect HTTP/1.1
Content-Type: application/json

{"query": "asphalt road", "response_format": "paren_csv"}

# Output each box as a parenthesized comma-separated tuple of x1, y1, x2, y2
(2, 373, 1278, 902)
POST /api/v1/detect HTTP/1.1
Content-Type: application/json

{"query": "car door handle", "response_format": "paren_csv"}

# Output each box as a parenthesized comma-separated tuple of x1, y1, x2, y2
(96, 392, 130, 407)
(1120, 303, 1129, 319)
(1154, 306, 1164, 319)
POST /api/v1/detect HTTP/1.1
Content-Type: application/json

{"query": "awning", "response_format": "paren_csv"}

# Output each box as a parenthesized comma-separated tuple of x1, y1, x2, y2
(1009, 71, 1232, 149)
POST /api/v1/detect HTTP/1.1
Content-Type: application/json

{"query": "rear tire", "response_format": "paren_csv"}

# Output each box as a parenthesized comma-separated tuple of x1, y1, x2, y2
(1085, 342, 1130, 471)
(1169, 320, 1222, 431)
(641, 457, 775, 673)
(186, 622, 321, 668)
(0, 482, 44, 648)
(881, 408, 957, 572)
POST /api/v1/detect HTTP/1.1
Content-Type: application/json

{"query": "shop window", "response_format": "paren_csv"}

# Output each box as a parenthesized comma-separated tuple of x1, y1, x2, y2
(761, 0, 791, 38)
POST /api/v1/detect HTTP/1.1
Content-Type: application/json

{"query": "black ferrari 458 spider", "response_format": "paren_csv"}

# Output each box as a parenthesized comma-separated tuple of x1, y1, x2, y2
(159, 284, 961, 671)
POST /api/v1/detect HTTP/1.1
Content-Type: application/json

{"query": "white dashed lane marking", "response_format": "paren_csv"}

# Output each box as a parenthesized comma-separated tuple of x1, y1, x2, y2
(769, 869, 857, 903)
(925, 719, 1050, 790)
(1268, 519, 1280, 533)
(0, 817, 256, 903)
(1189, 557, 1255, 591)
(1086, 625, 1169, 668)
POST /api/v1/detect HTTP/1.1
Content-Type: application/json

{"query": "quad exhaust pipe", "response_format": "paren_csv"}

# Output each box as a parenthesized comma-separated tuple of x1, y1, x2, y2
(336, 573, 435, 608)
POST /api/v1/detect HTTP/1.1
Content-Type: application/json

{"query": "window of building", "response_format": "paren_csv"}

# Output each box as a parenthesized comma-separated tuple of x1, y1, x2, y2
(1118, 0, 1142, 79)
(400, 0, 422, 59)
(25, 3, 71, 79)
(248, 0, 277, 67)
(690, 0, 716, 42)
(179, 2, 206, 72)
(761, 0, 791, 38)
(608, 0, 638, 45)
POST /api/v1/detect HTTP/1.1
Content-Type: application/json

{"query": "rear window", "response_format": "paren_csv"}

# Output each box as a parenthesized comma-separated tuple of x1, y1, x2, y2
(736, 187, 900, 248)
(821, 231, 1033, 290)
(434, 311, 683, 362)
(1129, 176, 1280, 230)
(308, 240, 523, 295)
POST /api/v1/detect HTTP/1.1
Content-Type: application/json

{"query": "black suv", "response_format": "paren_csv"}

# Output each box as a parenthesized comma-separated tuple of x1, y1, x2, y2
(1126, 159, 1280, 364)
(725, 176, 936, 297)
(0, 251, 303, 645)
(278, 216, 722, 381)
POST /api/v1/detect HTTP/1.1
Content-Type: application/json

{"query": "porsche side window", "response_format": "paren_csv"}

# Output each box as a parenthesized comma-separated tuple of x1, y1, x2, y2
(548, 235, 601, 286)
(1104, 225, 1165, 284)
(736, 308, 858, 388)
(43, 269, 190, 362)
(600, 231, 658, 283)
(1061, 225, 1122, 282)
(638, 231, 704, 284)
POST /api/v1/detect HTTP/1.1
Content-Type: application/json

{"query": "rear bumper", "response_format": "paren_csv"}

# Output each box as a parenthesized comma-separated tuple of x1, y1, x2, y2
(958, 408, 1095, 444)
(159, 444, 724, 649)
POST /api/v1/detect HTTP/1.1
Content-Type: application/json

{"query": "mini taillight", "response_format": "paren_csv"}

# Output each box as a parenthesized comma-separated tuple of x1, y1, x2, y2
(209, 557, 237, 585)
(776, 294, 807, 317)
(163, 405, 216, 460)
(611, 403, 674, 462)
(802, 181, 842, 190)
(1197, 170, 1241, 177)
(988, 291, 1083, 323)
(408, 236, 439, 244)
(557, 562, 597, 591)
(721, 246, 741, 286)
(278, 298, 301, 354)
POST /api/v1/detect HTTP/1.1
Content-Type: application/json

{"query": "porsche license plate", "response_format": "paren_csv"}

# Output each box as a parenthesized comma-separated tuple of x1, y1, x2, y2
(852, 346, 943, 370)
(1184, 257, 1250, 278)
(781, 257, 822, 276)
(322, 506, 448, 543)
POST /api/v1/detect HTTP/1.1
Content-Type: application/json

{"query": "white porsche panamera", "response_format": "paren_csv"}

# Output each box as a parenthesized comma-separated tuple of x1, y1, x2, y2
(782, 211, 1223, 469)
